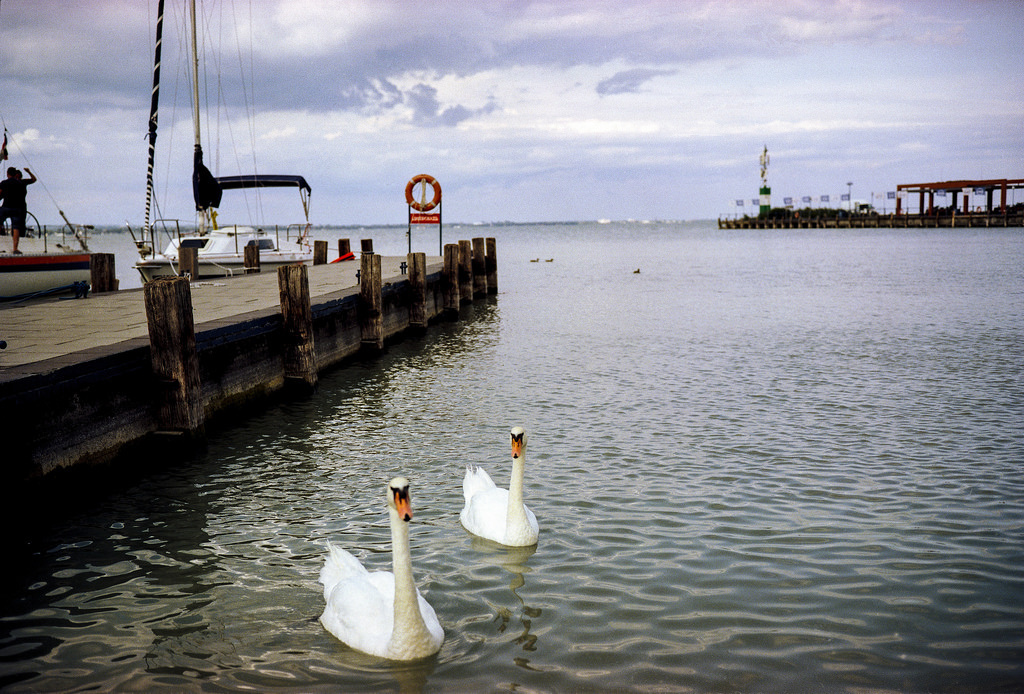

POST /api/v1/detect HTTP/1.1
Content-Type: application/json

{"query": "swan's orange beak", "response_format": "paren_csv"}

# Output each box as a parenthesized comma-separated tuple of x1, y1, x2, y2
(393, 488, 413, 522)
(511, 433, 524, 460)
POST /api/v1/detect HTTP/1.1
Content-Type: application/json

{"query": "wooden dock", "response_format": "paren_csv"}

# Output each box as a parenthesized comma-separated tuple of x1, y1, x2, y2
(0, 239, 498, 488)
(718, 210, 1024, 230)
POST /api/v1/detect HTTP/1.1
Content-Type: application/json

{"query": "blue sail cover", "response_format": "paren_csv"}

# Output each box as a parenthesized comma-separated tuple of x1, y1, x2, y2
(216, 175, 311, 195)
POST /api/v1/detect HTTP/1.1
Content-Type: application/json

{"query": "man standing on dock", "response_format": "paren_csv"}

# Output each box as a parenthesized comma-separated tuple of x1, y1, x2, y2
(0, 166, 37, 255)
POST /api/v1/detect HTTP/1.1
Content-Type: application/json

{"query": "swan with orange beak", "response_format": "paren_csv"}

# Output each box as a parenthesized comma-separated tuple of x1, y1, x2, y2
(319, 477, 444, 660)
(461, 427, 540, 547)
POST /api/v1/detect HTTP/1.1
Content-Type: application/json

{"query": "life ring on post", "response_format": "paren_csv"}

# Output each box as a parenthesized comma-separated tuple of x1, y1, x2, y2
(405, 174, 442, 211)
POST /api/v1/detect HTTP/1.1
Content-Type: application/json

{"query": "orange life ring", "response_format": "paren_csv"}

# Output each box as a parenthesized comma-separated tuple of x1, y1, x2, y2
(405, 174, 442, 211)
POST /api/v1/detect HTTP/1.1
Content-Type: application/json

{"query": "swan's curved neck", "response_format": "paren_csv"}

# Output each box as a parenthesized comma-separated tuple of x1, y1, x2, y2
(506, 454, 529, 532)
(389, 508, 432, 650)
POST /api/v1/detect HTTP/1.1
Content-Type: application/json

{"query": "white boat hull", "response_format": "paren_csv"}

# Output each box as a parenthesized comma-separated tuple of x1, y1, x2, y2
(134, 252, 312, 283)
(0, 252, 92, 299)
(1, 235, 92, 299)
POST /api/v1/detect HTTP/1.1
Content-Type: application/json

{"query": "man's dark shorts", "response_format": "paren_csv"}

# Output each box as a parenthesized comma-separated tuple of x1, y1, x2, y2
(0, 207, 27, 230)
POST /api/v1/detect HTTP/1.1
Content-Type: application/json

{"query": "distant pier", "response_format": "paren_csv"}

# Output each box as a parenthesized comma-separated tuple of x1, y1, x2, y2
(722, 177, 1024, 230)
(0, 238, 498, 488)
(718, 209, 1024, 230)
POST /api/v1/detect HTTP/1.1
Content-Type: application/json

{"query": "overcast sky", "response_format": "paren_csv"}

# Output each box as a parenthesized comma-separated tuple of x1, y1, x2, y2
(1, 0, 1022, 227)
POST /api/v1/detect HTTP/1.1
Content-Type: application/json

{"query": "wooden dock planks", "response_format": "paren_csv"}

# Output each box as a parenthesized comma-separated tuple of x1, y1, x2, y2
(0, 243, 496, 485)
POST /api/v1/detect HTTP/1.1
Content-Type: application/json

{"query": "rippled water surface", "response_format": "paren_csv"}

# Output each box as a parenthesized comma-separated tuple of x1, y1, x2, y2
(2, 223, 1023, 692)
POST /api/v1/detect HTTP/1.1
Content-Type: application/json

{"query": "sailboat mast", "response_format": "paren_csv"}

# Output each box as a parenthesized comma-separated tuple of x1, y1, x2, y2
(188, 0, 221, 231)
(143, 0, 164, 237)
(189, 0, 201, 150)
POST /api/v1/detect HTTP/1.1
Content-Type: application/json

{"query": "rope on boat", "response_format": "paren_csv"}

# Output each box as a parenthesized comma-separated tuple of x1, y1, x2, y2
(0, 281, 89, 304)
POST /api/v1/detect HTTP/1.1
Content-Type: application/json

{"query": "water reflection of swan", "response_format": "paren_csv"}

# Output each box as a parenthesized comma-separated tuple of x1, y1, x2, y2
(470, 537, 537, 584)
(470, 538, 541, 654)
(319, 477, 444, 660)
(461, 427, 539, 547)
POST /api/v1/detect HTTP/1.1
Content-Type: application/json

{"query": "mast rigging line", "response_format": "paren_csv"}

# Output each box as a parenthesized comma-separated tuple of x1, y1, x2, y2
(189, 1, 265, 226)
(207, 0, 264, 225)
(0, 119, 78, 232)
(143, 0, 269, 232)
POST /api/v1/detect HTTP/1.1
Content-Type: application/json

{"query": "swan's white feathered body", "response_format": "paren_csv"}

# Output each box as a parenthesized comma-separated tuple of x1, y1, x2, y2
(319, 478, 444, 660)
(460, 427, 539, 547)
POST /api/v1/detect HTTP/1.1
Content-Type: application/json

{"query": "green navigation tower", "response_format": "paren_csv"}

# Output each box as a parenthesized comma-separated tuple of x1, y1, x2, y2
(759, 145, 771, 217)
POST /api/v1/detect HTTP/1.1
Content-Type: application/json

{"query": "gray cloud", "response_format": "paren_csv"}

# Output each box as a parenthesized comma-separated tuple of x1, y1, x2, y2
(0, 1, 1019, 225)
(405, 84, 497, 127)
(0, 1, 947, 119)
(597, 68, 677, 96)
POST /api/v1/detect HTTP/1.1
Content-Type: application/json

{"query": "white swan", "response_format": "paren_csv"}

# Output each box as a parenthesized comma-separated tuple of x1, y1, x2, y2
(461, 426, 539, 547)
(319, 477, 444, 660)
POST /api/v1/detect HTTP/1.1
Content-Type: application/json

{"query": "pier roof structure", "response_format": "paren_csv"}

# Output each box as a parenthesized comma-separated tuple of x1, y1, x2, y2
(896, 177, 1024, 214)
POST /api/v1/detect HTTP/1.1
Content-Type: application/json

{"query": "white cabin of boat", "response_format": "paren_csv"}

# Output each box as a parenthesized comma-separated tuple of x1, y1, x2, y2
(133, 174, 314, 282)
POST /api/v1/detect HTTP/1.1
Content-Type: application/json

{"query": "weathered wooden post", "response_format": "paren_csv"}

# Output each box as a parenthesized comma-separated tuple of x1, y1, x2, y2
(244, 244, 260, 273)
(360, 252, 383, 351)
(338, 238, 351, 259)
(485, 237, 497, 294)
(361, 239, 374, 254)
(90, 253, 117, 293)
(443, 243, 460, 319)
(408, 252, 427, 331)
(314, 240, 328, 265)
(278, 263, 318, 391)
(143, 276, 204, 438)
(472, 237, 487, 298)
(178, 246, 199, 279)
(458, 239, 473, 305)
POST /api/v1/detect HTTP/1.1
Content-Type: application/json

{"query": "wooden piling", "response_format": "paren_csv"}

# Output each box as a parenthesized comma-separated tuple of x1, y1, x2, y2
(314, 240, 328, 265)
(339, 238, 351, 258)
(361, 239, 374, 254)
(90, 253, 117, 293)
(178, 246, 199, 279)
(277, 264, 318, 391)
(5, 251, 497, 484)
(408, 252, 427, 331)
(143, 276, 205, 437)
(486, 237, 497, 294)
(443, 243, 460, 319)
(458, 239, 473, 305)
(472, 237, 487, 298)
(360, 252, 383, 351)
(244, 244, 261, 274)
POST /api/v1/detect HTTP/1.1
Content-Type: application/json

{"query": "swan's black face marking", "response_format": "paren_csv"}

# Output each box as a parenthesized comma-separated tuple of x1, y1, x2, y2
(511, 430, 525, 459)
(391, 484, 412, 522)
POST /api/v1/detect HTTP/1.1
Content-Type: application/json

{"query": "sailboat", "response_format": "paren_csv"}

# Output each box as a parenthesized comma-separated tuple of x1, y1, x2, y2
(132, 0, 313, 283)
(0, 208, 92, 300)
(1, 127, 94, 301)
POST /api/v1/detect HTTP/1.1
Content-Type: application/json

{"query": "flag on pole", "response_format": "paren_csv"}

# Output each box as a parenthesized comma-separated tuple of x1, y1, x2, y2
(784, 197, 792, 205)
(735, 199, 744, 206)
(887, 191, 895, 199)
(802, 196, 811, 203)
(0, 131, 8, 161)
(820, 195, 830, 202)
(841, 193, 850, 201)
